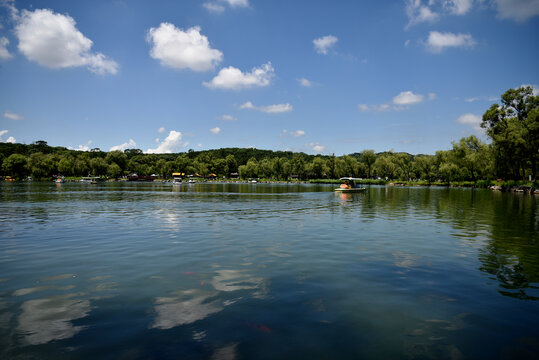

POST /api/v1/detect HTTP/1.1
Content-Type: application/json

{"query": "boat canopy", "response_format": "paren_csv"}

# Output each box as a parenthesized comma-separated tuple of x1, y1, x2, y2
(339, 177, 363, 181)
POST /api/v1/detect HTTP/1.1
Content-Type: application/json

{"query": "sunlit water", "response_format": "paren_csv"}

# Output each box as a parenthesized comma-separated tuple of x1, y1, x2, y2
(1, 182, 538, 359)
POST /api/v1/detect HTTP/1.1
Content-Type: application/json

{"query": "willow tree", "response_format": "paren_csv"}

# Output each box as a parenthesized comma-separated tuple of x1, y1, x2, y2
(481, 86, 539, 180)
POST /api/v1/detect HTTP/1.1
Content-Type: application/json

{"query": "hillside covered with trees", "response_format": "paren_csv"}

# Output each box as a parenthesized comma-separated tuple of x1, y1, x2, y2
(1, 86, 537, 183)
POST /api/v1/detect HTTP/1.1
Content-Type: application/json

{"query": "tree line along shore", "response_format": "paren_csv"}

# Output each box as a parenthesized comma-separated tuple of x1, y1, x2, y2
(1, 86, 537, 190)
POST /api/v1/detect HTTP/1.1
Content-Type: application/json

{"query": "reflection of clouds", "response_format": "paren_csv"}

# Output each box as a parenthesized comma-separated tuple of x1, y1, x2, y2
(17, 293, 91, 345)
(393, 251, 421, 270)
(13, 285, 74, 297)
(151, 289, 222, 330)
(211, 269, 266, 298)
(403, 313, 470, 359)
(211, 343, 238, 360)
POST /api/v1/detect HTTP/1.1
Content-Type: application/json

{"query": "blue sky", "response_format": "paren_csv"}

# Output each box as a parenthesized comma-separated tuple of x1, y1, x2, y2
(0, 0, 538, 155)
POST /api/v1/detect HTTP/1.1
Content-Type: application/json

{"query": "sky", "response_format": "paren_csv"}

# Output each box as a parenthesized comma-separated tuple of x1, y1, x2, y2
(0, 0, 538, 155)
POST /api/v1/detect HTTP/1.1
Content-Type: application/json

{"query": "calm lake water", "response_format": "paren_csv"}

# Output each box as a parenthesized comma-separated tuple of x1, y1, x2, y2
(0, 182, 538, 359)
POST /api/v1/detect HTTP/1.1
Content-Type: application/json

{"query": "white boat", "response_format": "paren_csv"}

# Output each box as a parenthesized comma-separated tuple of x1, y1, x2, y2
(334, 177, 366, 192)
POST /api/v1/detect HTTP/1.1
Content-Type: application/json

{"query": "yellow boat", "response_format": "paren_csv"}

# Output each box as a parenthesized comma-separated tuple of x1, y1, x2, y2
(334, 177, 366, 192)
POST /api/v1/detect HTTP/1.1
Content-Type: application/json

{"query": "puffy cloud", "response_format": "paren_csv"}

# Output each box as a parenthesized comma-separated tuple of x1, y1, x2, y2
(240, 101, 293, 113)
(393, 91, 424, 105)
(0, 36, 13, 60)
(282, 129, 305, 137)
(0, 130, 16, 143)
(203, 62, 274, 90)
(494, 0, 539, 21)
(15, 9, 118, 74)
(157, 127, 165, 133)
(443, 0, 473, 15)
(306, 142, 326, 153)
(405, 0, 439, 27)
(109, 139, 136, 151)
(313, 35, 338, 54)
(3, 112, 23, 120)
(146, 130, 184, 154)
(298, 77, 312, 87)
(456, 113, 482, 131)
(67, 140, 93, 151)
(218, 114, 237, 121)
(425, 31, 475, 53)
(210, 126, 221, 134)
(147, 23, 223, 72)
(203, 3, 225, 13)
(359, 91, 427, 112)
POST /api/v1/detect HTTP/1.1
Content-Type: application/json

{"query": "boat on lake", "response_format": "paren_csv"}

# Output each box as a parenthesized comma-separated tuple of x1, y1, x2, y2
(334, 177, 366, 192)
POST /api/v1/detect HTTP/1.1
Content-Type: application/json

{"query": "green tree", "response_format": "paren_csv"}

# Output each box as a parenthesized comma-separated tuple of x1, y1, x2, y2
(90, 157, 108, 176)
(28, 152, 56, 179)
(57, 156, 75, 176)
(481, 86, 539, 180)
(360, 150, 377, 178)
(105, 150, 128, 171)
(2, 154, 28, 179)
(451, 136, 492, 182)
(107, 163, 122, 179)
(414, 155, 436, 182)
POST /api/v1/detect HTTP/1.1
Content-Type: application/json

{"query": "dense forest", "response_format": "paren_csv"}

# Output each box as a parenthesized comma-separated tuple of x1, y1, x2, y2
(1, 86, 537, 182)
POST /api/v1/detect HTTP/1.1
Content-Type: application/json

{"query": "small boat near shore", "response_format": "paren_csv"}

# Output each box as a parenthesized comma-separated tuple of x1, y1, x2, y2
(334, 177, 366, 192)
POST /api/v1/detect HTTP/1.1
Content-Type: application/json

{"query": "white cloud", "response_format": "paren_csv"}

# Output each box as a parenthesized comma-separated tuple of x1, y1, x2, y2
(203, 3, 225, 13)
(456, 113, 482, 131)
(15, 9, 118, 74)
(203, 0, 249, 13)
(157, 127, 165, 133)
(146, 130, 184, 154)
(359, 91, 426, 112)
(109, 139, 136, 151)
(3, 112, 23, 120)
(204, 62, 274, 90)
(298, 77, 312, 87)
(0, 130, 16, 143)
(428, 92, 437, 100)
(0, 36, 13, 60)
(146, 23, 223, 72)
(425, 31, 475, 53)
(218, 114, 237, 121)
(405, 0, 439, 27)
(306, 142, 326, 153)
(240, 101, 293, 113)
(68, 140, 93, 151)
(281, 129, 306, 137)
(358, 103, 391, 112)
(393, 91, 424, 105)
(210, 126, 221, 134)
(224, 0, 249, 7)
(404, 39, 411, 47)
(443, 0, 473, 15)
(521, 83, 539, 95)
(494, 0, 539, 21)
(313, 35, 338, 54)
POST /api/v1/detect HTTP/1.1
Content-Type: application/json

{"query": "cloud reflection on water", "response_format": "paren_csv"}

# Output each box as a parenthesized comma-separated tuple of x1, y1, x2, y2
(17, 293, 91, 345)
(151, 289, 222, 330)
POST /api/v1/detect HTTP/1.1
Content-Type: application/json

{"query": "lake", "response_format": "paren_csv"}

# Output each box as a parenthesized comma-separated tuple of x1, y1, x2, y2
(0, 182, 538, 359)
